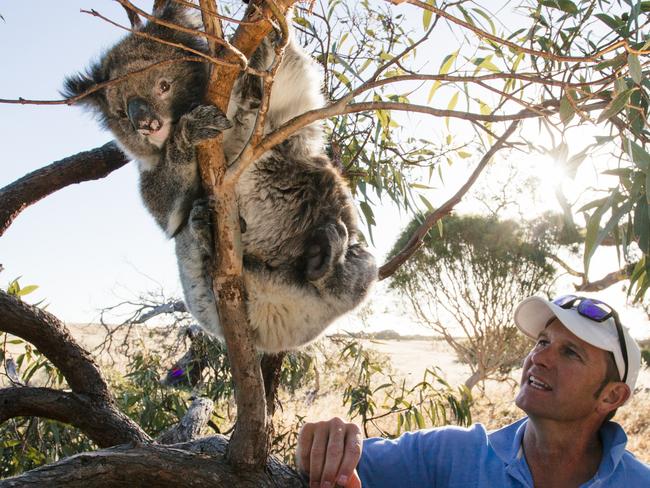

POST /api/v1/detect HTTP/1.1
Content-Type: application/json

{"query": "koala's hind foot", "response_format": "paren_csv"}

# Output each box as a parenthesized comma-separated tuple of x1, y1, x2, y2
(305, 220, 349, 281)
(179, 105, 232, 145)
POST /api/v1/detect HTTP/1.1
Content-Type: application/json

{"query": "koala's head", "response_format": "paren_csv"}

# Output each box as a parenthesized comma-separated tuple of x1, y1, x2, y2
(63, 2, 207, 153)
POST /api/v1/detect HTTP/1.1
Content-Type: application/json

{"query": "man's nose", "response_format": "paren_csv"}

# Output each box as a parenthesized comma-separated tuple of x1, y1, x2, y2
(530, 344, 554, 368)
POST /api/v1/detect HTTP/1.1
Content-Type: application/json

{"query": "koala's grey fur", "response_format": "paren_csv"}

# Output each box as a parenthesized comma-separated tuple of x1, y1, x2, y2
(63, 2, 377, 352)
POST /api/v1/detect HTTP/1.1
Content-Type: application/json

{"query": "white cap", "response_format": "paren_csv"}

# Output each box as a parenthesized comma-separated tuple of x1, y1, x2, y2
(514, 296, 641, 395)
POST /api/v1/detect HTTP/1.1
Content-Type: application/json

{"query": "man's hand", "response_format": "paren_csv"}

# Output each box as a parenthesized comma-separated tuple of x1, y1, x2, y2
(297, 417, 363, 488)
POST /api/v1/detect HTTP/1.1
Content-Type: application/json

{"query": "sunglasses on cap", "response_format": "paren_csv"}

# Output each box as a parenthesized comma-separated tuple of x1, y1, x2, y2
(552, 295, 629, 383)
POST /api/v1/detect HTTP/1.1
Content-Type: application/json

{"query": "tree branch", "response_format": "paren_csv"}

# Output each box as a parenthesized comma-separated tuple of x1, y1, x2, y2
(0, 387, 150, 447)
(546, 254, 584, 278)
(157, 397, 214, 444)
(195, 0, 298, 469)
(577, 264, 634, 292)
(0, 291, 107, 397)
(0, 437, 305, 487)
(0, 142, 129, 237)
(378, 120, 521, 279)
(0, 291, 151, 444)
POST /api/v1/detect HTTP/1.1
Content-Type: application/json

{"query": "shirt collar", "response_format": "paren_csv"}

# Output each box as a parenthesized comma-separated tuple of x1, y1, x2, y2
(489, 418, 629, 474)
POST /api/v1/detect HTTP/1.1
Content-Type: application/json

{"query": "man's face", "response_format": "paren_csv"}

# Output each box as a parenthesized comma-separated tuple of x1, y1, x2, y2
(515, 319, 610, 422)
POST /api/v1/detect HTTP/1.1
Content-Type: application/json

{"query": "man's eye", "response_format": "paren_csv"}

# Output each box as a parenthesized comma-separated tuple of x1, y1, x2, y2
(564, 348, 579, 358)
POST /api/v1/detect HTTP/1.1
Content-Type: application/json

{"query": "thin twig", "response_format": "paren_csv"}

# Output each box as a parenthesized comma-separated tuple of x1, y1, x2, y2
(378, 119, 522, 279)
(82, 8, 241, 69)
(115, 0, 249, 68)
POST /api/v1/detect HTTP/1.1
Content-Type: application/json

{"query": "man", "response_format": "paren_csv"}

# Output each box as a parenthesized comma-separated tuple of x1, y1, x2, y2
(296, 295, 650, 487)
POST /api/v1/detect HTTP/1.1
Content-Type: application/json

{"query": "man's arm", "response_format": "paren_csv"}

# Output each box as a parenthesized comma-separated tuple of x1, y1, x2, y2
(298, 417, 489, 488)
(296, 417, 363, 487)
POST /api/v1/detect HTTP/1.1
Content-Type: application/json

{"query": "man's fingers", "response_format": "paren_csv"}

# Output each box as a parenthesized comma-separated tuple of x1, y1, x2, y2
(309, 422, 330, 486)
(335, 425, 363, 487)
(320, 420, 347, 485)
(296, 419, 363, 488)
(297, 423, 315, 476)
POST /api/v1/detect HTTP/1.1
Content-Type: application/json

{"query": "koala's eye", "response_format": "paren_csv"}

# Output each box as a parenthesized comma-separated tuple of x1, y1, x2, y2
(117, 109, 128, 119)
(159, 80, 171, 93)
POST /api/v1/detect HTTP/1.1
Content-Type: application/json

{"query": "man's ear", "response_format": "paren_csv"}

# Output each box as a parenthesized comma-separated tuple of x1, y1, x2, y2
(598, 382, 630, 415)
(61, 61, 108, 112)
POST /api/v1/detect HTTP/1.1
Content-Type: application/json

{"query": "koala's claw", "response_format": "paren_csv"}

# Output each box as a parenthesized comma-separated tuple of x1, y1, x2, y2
(305, 220, 348, 281)
(182, 105, 232, 143)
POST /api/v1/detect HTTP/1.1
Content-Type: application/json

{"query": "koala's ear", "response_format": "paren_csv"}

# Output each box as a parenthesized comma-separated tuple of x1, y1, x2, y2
(155, 0, 198, 29)
(61, 61, 108, 111)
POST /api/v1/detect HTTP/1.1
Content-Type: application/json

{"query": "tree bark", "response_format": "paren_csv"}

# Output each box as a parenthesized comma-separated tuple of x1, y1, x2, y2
(0, 437, 306, 488)
(0, 141, 129, 237)
(157, 398, 214, 444)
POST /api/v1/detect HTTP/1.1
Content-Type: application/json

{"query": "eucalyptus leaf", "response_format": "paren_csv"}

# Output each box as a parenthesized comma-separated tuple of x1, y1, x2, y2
(628, 54, 642, 85)
(597, 89, 633, 123)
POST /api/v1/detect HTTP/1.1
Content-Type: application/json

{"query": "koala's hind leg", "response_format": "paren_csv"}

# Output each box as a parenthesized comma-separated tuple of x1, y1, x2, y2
(175, 200, 222, 338)
(304, 219, 349, 281)
(308, 224, 377, 314)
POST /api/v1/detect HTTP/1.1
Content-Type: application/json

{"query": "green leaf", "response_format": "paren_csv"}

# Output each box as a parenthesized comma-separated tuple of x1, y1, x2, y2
(471, 7, 496, 34)
(447, 92, 459, 111)
(16, 285, 38, 296)
(479, 100, 491, 116)
(422, 0, 436, 30)
(583, 194, 614, 275)
(476, 56, 500, 73)
(427, 81, 442, 103)
(564, 149, 588, 179)
(628, 54, 642, 84)
(538, 0, 578, 15)
(628, 140, 650, 172)
(595, 13, 624, 32)
(559, 94, 575, 124)
(427, 80, 442, 103)
(597, 89, 633, 123)
(590, 199, 634, 269)
(439, 50, 459, 75)
(419, 194, 435, 212)
(635, 196, 650, 254)
(333, 71, 352, 89)
(359, 201, 376, 227)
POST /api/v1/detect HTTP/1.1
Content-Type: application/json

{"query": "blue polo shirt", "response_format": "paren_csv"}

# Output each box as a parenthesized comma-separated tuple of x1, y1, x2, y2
(358, 418, 650, 487)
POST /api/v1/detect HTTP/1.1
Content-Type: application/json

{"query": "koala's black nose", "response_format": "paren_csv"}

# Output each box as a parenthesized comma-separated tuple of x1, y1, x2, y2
(127, 97, 162, 133)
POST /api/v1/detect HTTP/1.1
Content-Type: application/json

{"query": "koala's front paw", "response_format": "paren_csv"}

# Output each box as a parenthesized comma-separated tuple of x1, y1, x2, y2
(189, 199, 215, 255)
(181, 105, 232, 144)
(304, 220, 349, 281)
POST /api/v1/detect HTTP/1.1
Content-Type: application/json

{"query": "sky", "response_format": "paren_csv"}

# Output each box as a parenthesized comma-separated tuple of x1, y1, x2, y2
(1, 1, 649, 339)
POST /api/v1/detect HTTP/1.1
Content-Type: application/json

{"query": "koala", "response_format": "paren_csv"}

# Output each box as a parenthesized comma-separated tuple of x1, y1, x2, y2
(63, 2, 377, 352)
